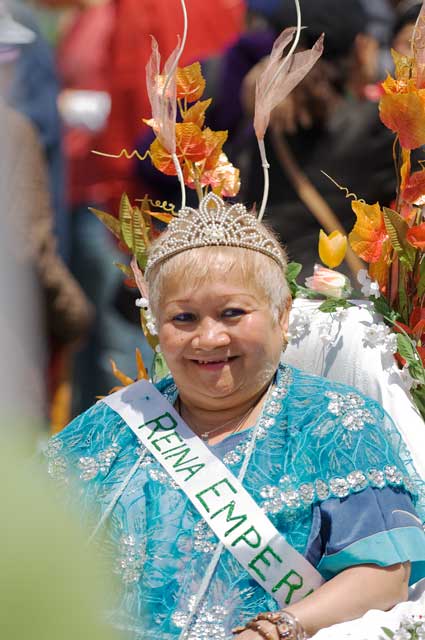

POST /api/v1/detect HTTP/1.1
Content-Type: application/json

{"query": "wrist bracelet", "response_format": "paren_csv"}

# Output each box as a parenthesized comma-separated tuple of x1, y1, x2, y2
(232, 609, 307, 640)
(252, 610, 307, 640)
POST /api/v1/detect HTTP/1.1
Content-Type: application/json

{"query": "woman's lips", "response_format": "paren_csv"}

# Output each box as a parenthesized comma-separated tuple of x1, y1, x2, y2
(189, 356, 238, 371)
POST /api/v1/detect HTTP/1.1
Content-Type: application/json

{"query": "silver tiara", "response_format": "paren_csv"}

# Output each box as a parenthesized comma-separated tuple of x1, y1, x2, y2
(145, 192, 286, 276)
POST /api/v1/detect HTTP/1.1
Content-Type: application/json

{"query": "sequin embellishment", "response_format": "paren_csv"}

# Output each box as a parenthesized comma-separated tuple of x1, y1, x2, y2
(114, 534, 146, 584)
(325, 391, 374, 432)
(78, 443, 121, 481)
(172, 596, 229, 640)
(193, 521, 217, 554)
(260, 466, 406, 512)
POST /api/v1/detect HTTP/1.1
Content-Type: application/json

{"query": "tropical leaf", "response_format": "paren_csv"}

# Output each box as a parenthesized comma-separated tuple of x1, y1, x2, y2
(183, 99, 212, 128)
(349, 201, 387, 263)
(379, 90, 425, 149)
(89, 207, 121, 239)
(176, 122, 207, 161)
(131, 205, 149, 268)
(176, 62, 206, 102)
(119, 193, 134, 251)
(382, 207, 416, 268)
(202, 128, 228, 170)
(149, 137, 178, 175)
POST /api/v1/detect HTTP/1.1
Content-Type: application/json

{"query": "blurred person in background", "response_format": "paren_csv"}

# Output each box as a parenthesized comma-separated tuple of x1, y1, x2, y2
(240, 0, 396, 276)
(0, 2, 93, 430)
(392, 1, 422, 54)
(5, 0, 68, 263)
(46, 0, 245, 415)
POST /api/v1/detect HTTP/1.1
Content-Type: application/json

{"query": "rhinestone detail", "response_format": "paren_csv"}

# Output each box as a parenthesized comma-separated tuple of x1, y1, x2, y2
(260, 466, 407, 512)
(325, 390, 375, 432)
(145, 192, 286, 277)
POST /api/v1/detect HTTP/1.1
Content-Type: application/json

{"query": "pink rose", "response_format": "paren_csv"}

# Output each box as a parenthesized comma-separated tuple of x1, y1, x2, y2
(305, 264, 351, 298)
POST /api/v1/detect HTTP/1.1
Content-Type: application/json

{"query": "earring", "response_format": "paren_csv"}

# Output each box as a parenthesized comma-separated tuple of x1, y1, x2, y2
(282, 332, 289, 353)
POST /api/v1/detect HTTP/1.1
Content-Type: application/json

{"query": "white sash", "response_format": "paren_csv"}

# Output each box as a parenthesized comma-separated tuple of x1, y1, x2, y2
(103, 379, 324, 606)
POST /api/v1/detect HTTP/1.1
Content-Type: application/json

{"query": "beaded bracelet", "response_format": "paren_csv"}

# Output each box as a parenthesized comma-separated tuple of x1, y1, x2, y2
(232, 609, 307, 640)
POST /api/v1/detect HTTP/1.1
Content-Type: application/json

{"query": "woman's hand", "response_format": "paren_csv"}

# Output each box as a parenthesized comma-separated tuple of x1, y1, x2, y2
(233, 618, 279, 640)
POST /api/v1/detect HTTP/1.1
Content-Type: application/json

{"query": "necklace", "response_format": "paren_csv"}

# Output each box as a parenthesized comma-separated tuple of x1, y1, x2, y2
(177, 395, 261, 443)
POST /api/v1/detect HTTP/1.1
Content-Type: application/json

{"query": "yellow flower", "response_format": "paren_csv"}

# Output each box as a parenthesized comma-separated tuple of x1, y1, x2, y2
(318, 229, 347, 268)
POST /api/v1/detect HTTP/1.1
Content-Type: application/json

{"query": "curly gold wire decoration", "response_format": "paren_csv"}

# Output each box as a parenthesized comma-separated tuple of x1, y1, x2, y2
(91, 148, 150, 161)
(321, 171, 366, 203)
(135, 198, 176, 214)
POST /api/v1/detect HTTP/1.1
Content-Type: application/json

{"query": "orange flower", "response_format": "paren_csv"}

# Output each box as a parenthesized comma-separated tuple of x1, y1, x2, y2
(407, 222, 425, 248)
(402, 169, 425, 204)
(379, 50, 425, 149)
(318, 229, 347, 269)
(176, 62, 206, 102)
(349, 201, 388, 263)
(202, 152, 241, 197)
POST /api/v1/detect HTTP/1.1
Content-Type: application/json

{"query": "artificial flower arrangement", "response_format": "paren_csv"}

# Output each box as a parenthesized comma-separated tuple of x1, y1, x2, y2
(287, 8, 425, 421)
(382, 614, 425, 640)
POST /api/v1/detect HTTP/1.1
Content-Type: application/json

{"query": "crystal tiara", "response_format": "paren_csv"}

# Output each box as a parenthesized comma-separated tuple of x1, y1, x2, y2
(145, 192, 286, 277)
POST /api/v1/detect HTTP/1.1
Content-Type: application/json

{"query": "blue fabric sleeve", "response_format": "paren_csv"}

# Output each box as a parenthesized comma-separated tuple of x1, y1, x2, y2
(305, 486, 425, 585)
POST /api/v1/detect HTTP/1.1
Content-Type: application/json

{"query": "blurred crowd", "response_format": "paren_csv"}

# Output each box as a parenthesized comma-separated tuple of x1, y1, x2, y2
(0, 0, 423, 431)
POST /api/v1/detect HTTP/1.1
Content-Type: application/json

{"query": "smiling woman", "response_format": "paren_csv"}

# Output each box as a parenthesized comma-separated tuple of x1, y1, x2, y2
(47, 191, 425, 640)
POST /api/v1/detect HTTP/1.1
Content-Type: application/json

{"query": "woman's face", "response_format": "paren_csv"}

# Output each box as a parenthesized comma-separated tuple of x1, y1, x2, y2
(158, 261, 289, 411)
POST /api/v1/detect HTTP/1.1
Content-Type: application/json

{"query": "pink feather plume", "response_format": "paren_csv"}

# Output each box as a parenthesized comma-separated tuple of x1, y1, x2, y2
(146, 36, 180, 154)
(414, 1, 425, 89)
(254, 28, 324, 140)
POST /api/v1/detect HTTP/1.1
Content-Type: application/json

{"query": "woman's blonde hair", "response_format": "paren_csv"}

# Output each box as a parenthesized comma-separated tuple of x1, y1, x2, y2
(146, 209, 290, 324)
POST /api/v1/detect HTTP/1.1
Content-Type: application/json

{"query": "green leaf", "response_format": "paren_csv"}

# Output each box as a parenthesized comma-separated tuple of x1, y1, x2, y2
(89, 207, 121, 239)
(397, 334, 425, 384)
(318, 299, 352, 313)
(373, 296, 399, 321)
(380, 627, 395, 639)
(113, 262, 133, 278)
(119, 193, 134, 251)
(286, 262, 302, 283)
(382, 207, 415, 269)
(411, 385, 425, 422)
(132, 206, 148, 269)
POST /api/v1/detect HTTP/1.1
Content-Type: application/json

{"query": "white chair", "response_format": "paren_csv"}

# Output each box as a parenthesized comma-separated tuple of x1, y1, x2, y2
(282, 299, 425, 639)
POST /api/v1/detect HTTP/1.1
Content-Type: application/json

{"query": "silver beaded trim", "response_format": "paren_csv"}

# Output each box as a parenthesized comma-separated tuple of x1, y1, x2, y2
(145, 192, 286, 276)
(260, 465, 414, 514)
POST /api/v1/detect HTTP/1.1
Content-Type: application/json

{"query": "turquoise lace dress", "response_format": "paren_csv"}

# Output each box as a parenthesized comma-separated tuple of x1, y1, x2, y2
(46, 364, 425, 639)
